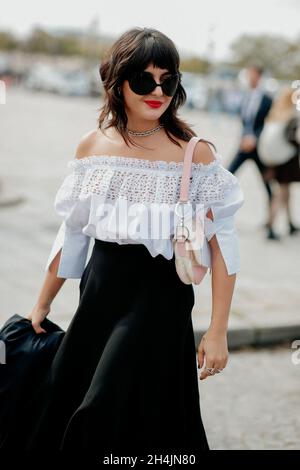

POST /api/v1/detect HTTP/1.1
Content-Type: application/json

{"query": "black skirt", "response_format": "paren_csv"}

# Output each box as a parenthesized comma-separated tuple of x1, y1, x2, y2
(273, 153, 300, 183)
(13, 239, 210, 453)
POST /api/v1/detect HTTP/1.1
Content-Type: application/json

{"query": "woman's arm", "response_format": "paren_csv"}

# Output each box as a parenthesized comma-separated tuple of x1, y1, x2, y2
(192, 139, 244, 381)
(26, 134, 95, 334)
(27, 249, 66, 334)
(197, 209, 235, 381)
(208, 231, 236, 333)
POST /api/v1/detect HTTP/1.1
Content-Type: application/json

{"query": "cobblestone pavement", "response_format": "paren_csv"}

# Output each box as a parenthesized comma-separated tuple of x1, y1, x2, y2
(199, 344, 300, 450)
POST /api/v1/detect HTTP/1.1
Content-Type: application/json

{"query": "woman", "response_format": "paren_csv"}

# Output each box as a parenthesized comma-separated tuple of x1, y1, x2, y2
(14, 28, 243, 453)
(260, 87, 300, 240)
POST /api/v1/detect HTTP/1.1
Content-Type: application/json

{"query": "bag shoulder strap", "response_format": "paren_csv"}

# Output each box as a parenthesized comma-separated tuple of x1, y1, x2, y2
(179, 136, 217, 201)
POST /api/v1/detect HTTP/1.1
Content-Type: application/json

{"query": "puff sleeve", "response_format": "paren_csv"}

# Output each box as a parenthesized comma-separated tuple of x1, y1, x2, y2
(192, 159, 244, 276)
(44, 163, 91, 279)
(203, 178, 244, 275)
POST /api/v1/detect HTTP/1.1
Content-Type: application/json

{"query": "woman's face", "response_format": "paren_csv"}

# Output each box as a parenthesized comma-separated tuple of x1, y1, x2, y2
(121, 63, 175, 122)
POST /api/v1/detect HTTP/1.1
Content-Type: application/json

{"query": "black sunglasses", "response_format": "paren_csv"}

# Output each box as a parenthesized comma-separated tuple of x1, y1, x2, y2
(127, 70, 181, 96)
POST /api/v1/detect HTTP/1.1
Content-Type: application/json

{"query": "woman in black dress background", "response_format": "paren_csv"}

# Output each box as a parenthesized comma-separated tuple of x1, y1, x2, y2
(261, 87, 300, 239)
(1, 27, 244, 454)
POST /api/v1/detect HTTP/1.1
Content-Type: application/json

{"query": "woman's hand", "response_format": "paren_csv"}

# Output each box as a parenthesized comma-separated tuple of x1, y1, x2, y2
(240, 134, 257, 153)
(197, 327, 229, 381)
(26, 304, 51, 334)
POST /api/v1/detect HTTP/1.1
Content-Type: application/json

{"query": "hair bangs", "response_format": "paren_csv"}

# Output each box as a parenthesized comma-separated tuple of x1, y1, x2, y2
(125, 34, 179, 76)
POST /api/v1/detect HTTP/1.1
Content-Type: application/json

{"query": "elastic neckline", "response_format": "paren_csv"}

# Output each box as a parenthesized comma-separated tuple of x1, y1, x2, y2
(68, 153, 221, 171)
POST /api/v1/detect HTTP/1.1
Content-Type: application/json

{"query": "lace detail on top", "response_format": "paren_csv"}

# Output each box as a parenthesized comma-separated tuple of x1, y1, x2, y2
(68, 153, 222, 172)
(54, 153, 238, 207)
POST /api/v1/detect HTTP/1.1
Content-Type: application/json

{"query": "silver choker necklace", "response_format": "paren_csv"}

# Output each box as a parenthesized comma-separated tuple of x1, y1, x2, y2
(126, 123, 164, 137)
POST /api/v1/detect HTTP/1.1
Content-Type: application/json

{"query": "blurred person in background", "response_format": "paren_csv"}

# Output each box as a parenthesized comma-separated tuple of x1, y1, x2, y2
(227, 65, 274, 237)
(258, 87, 300, 239)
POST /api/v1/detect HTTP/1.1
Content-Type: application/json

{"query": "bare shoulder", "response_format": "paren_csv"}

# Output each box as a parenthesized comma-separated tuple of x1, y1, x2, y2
(74, 129, 104, 159)
(193, 139, 217, 165)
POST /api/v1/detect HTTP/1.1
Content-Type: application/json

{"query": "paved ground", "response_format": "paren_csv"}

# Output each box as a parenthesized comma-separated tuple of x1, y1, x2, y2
(0, 86, 300, 450)
(199, 343, 300, 450)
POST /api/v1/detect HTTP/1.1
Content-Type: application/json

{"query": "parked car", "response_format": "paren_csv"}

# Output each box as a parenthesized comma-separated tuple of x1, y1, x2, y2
(59, 70, 91, 96)
(24, 64, 99, 97)
(24, 64, 66, 93)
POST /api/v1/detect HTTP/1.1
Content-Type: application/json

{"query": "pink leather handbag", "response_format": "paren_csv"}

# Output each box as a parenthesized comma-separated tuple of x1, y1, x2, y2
(173, 136, 209, 285)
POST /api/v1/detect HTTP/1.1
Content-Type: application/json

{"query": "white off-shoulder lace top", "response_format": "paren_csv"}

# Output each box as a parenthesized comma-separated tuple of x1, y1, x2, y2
(45, 145, 244, 279)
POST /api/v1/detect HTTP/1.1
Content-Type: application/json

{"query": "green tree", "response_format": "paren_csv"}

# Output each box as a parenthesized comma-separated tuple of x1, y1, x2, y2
(230, 33, 300, 79)
(0, 31, 18, 50)
(180, 56, 211, 74)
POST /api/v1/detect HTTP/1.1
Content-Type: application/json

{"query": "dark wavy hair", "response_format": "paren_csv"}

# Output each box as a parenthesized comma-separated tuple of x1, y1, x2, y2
(98, 27, 215, 152)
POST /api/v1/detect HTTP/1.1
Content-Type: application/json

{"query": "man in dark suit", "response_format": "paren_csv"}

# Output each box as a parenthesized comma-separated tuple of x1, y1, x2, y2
(228, 65, 275, 236)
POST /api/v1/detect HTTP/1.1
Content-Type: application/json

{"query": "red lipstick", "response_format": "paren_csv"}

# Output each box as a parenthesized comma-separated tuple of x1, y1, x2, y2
(144, 100, 163, 108)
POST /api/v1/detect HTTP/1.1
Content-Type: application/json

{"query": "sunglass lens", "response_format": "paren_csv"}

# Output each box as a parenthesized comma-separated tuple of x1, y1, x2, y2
(128, 72, 155, 95)
(162, 75, 179, 96)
